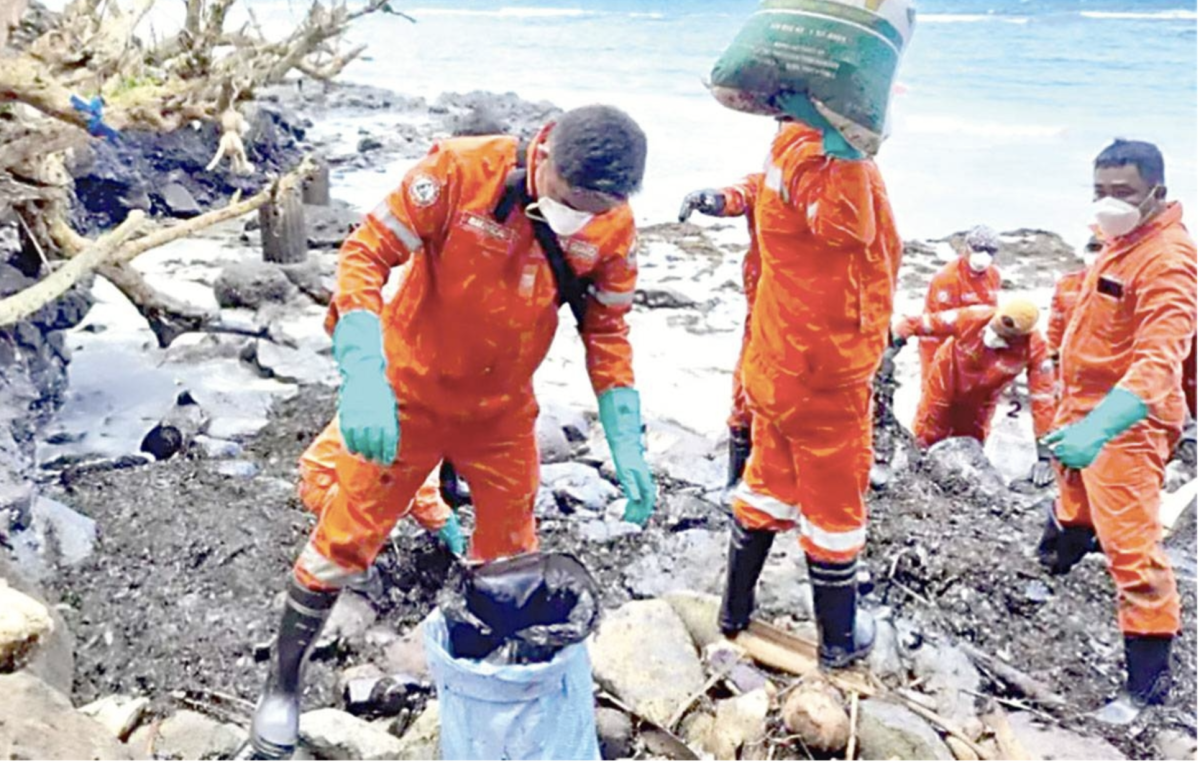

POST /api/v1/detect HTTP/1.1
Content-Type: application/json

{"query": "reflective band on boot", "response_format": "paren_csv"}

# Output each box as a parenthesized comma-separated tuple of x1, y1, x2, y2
(809, 556, 875, 669)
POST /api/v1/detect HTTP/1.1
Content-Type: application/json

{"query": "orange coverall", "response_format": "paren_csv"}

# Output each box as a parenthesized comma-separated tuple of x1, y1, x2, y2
(298, 421, 450, 531)
(919, 257, 1000, 384)
(1054, 202, 1197, 635)
(896, 306, 1056, 447)
(295, 132, 640, 589)
(1047, 269, 1087, 361)
(732, 123, 903, 564)
(719, 173, 764, 431)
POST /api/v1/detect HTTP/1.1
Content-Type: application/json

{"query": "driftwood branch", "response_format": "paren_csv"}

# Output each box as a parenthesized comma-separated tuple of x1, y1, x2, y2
(959, 643, 1067, 708)
(0, 157, 317, 332)
(0, 211, 146, 325)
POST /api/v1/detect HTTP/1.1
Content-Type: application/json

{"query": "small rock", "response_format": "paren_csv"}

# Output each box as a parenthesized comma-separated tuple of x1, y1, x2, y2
(206, 416, 271, 442)
(624, 529, 725, 598)
(214, 261, 297, 310)
(216, 460, 260, 479)
(1025, 580, 1053, 603)
(708, 688, 770, 760)
(782, 683, 850, 753)
(343, 673, 430, 719)
(635, 287, 700, 309)
(912, 641, 982, 731)
(322, 591, 377, 646)
(663, 590, 724, 651)
(925, 437, 1008, 498)
(30, 496, 96, 566)
(681, 710, 716, 754)
(0, 672, 131, 759)
(79, 695, 150, 742)
(1007, 712, 1125, 760)
(866, 616, 905, 680)
(141, 423, 184, 461)
(596, 707, 634, 760)
(380, 621, 430, 682)
(541, 462, 618, 513)
(856, 699, 954, 761)
(253, 339, 339, 387)
(395, 701, 439, 760)
(357, 136, 384, 153)
(300, 708, 406, 760)
(193, 435, 243, 459)
(1156, 729, 1198, 761)
(536, 412, 573, 463)
(589, 599, 707, 727)
(160, 183, 201, 218)
(0, 579, 53, 671)
(154, 710, 242, 760)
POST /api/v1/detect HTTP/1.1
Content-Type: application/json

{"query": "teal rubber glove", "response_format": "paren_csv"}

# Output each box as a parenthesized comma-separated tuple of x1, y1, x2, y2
(775, 92, 865, 161)
(332, 311, 400, 465)
(598, 387, 657, 526)
(437, 513, 467, 556)
(1043, 387, 1148, 470)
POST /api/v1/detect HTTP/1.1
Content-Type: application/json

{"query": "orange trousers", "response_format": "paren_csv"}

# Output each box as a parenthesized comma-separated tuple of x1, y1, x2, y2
(299, 421, 451, 530)
(913, 394, 997, 448)
(732, 380, 872, 563)
(1053, 423, 1181, 635)
(294, 397, 540, 591)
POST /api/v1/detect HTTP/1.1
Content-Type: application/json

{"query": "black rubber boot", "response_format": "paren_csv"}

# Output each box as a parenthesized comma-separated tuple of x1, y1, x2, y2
(1035, 504, 1061, 570)
(249, 582, 339, 759)
(1048, 524, 1100, 575)
(727, 427, 752, 488)
(718, 521, 775, 638)
(1093, 635, 1173, 725)
(809, 556, 875, 669)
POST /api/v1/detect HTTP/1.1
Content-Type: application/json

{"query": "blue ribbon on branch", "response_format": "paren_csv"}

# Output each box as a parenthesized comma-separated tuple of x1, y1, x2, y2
(70, 95, 121, 142)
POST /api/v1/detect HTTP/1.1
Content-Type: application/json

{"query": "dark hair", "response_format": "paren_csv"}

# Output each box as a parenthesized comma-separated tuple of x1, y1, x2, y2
(1095, 139, 1165, 187)
(551, 105, 647, 199)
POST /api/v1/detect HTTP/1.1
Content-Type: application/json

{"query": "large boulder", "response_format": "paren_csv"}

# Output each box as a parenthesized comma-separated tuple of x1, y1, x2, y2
(589, 599, 707, 728)
(0, 578, 53, 672)
(214, 261, 298, 310)
(395, 701, 440, 760)
(300, 708, 406, 760)
(856, 699, 954, 761)
(143, 709, 242, 760)
(0, 671, 131, 759)
(1006, 712, 1125, 760)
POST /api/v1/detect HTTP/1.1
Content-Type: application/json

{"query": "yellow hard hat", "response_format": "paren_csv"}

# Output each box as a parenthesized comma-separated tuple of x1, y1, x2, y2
(994, 299, 1039, 336)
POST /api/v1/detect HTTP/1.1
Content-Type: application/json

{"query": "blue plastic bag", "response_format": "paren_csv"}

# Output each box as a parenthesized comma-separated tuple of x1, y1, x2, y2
(425, 610, 601, 760)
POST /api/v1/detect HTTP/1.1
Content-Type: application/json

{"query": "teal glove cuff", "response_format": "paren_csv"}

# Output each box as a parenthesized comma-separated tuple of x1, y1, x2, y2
(333, 310, 386, 377)
(1090, 386, 1149, 439)
(774, 92, 865, 161)
(437, 513, 467, 556)
(598, 387, 656, 527)
(598, 387, 643, 445)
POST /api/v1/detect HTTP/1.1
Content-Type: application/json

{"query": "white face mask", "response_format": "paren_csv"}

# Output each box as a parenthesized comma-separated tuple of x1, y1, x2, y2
(983, 325, 1009, 349)
(1080, 247, 1100, 268)
(526, 198, 594, 237)
(967, 250, 993, 273)
(1091, 189, 1157, 240)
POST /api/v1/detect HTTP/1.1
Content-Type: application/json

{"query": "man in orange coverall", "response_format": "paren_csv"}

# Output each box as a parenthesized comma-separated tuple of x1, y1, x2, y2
(1043, 139, 1196, 723)
(917, 225, 1003, 385)
(1047, 236, 1102, 365)
(248, 106, 655, 758)
(678, 173, 764, 486)
(717, 114, 903, 672)
(890, 301, 1056, 472)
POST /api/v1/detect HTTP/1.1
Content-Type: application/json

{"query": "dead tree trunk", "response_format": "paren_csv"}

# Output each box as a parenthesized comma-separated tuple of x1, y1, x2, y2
(259, 181, 306, 264)
(302, 156, 331, 206)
